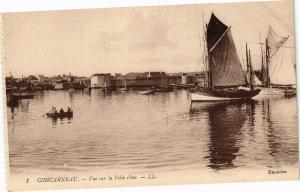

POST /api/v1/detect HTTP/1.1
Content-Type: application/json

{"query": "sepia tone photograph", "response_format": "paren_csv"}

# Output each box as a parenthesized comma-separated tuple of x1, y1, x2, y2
(1, 0, 298, 191)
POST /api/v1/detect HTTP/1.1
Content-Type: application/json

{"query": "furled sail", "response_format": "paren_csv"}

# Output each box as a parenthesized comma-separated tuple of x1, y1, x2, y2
(207, 14, 247, 87)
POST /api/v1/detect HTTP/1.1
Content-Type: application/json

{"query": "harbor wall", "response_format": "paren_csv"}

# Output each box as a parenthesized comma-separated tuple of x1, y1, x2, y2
(5, 72, 206, 91)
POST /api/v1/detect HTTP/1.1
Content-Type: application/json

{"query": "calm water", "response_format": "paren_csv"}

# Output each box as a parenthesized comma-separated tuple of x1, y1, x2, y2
(7, 90, 298, 173)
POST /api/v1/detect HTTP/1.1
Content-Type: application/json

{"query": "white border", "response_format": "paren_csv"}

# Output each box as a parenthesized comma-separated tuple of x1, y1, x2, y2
(0, 0, 299, 192)
(0, 0, 272, 12)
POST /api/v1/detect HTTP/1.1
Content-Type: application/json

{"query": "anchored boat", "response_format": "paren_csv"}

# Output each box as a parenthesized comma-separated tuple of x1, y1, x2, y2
(45, 107, 73, 119)
(137, 88, 155, 94)
(46, 111, 73, 119)
(116, 77, 128, 92)
(190, 13, 260, 102)
(258, 26, 296, 96)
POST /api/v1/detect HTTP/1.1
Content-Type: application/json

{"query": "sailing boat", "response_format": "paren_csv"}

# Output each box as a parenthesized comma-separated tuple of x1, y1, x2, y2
(154, 72, 173, 92)
(116, 77, 128, 92)
(190, 13, 260, 101)
(137, 72, 155, 94)
(260, 26, 296, 96)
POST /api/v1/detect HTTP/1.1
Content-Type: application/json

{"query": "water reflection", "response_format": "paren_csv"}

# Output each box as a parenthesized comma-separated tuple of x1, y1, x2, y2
(191, 100, 254, 170)
(261, 98, 298, 166)
(7, 90, 298, 173)
(20, 100, 30, 113)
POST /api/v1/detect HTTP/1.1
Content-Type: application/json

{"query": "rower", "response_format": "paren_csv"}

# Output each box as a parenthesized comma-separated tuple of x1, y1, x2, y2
(60, 108, 64, 113)
(67, 107, 72, 113)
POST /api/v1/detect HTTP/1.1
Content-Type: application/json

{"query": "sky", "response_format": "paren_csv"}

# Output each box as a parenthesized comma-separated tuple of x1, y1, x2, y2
(2, 0, 295, 77)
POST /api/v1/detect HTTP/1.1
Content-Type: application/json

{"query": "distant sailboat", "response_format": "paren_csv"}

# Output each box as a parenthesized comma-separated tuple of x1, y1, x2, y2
(154, 72, 173, 92)
(116, 77, 128, 92)
(260, 26, 296, 96)
(137, 72, 155, 94)
(190, 13, 260, 101)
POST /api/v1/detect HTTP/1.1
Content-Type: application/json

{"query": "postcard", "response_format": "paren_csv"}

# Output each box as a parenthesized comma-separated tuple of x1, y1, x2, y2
(1, 0, 298, 191)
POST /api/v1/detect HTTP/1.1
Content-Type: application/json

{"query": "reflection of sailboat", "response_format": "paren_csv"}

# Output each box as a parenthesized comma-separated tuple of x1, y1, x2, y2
(190, 100, 254, 170)
(260, 26, 296, 96)
(190, 13, 260, 101)
(260, 98, 298, 164)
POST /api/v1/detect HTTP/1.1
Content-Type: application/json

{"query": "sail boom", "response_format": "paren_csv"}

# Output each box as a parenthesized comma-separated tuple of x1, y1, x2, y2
(267, 26, 289, 57)
(270, 36, 289, 58)
(209, 27, 231, 53)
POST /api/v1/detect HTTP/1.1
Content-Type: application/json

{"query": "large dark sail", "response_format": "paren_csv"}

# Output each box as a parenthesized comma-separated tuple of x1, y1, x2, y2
(207, 13, 228, 51)
(207, 13, 247, 87)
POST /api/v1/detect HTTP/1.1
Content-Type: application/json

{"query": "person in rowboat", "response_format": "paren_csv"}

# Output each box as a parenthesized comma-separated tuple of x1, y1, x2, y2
(50, 106, 58, 115)
(51, 106, 56, 112)
(67, 107, 72, 113)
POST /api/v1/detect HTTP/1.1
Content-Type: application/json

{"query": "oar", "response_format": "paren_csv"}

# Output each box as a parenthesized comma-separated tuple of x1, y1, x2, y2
(43, 108, 54, 118)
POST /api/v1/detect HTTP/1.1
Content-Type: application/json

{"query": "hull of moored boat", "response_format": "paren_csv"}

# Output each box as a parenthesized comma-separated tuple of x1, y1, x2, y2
(190, 89, 261, 102)
(258, 87, 296, 96)
(190, 93, 252, 101)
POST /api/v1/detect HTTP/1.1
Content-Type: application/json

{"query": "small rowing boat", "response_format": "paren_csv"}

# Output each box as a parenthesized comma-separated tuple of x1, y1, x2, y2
(116, 87, 128, 92)
(137, 89, 155, 94)
(46, 111, 73, 119)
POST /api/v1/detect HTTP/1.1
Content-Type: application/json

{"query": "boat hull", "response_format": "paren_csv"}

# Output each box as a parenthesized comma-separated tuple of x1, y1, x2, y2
(190, 89, 261, 102)
(116, 88, 128, 92)
(46, 111, 73, 119)
(258, 87, 296, 96)
(137, 90, 155, 94)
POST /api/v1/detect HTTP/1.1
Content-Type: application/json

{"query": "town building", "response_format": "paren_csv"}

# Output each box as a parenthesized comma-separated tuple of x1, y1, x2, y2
(90, 73, 112, 88)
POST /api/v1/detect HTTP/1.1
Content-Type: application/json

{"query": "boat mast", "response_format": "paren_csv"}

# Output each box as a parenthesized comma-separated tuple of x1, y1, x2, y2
(249, 49, 254, 91)
(206, 23, 212, 89)
(265, 38, 270, 87)
(9, 72, 13, 101)
(202, 10, 210, 88)
(246, 43, 253, 90)
(246, 43, 249, 83)
(259, 32, 264, 82)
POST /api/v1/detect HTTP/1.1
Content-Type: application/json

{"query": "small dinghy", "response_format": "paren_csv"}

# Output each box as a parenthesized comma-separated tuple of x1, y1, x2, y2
(116, 87, 128, 92)
(137, 89, 155, 94)
(45, 107, 73, 119)
(46, 111, 73, 119)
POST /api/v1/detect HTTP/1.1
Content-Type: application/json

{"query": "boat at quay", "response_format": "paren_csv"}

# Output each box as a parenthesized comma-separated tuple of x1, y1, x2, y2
(190, 13, 260, 102)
